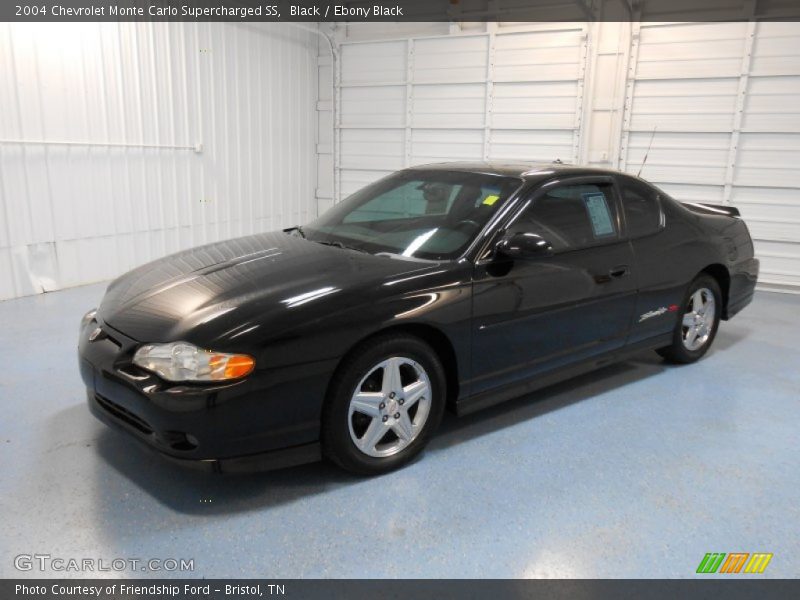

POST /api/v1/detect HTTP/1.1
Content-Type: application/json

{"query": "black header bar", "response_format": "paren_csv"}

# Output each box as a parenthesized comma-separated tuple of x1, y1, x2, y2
(4, 579, 800, 600)
(3, 0, 800, 22)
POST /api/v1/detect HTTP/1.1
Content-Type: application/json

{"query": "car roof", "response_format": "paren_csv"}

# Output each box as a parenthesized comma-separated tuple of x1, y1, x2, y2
(406, 161, 624, 182)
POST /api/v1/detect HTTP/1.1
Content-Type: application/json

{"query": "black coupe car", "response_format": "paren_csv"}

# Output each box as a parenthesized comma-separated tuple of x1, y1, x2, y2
(79, 163, 758, 475)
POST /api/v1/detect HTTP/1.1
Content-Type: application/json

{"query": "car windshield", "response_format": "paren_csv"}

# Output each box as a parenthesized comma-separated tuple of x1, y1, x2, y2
(301, 170, 522, 260)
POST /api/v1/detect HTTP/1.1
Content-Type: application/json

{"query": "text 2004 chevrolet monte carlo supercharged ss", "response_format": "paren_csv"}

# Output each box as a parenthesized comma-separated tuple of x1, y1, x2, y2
(79, 163, 758, 475)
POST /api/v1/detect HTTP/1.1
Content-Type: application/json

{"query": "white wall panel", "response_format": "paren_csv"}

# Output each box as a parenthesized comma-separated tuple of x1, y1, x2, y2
(340, 86, 406, 127)
(0, 22, 318, 301)
(494, 29, 584, 82)
(410, 129, 484, 163)
(335, 24, 587, 203)
(411, 84, 486, 128)
(742, 76, 800, 132)
(488, 129, 575, 162)
(627, 79, 739, 132)
(739, 22, 800, 289)
(316, 44, 334, 212)
(749, 21, 800, 77)
(625, 131, 731, 185)
(492, 81, 579, 130)
(413, 36, 488, 83)
(340, 129, 405, 171)
(736, 133, 800, 187)
(340, 40, 406, 84)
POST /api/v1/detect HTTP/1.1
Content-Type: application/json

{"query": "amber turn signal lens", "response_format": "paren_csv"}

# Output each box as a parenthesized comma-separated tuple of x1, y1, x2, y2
(220, 354, 255, 379)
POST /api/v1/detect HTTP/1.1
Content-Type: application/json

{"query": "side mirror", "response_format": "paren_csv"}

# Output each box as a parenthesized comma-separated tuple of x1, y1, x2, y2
(495, 231, 554, 259)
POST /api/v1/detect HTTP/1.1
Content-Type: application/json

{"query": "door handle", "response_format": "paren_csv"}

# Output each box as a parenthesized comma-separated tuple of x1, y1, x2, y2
(609, 265, 630, 278)
(593, 265, 631, 284)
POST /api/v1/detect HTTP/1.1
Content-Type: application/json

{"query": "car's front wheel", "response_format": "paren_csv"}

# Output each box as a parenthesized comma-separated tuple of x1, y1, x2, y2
(322, 334, 446, 475)
(657, 274, 722, 364)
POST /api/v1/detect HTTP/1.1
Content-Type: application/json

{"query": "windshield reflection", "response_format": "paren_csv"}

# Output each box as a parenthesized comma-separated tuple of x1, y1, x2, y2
(301, 169, 523, 261)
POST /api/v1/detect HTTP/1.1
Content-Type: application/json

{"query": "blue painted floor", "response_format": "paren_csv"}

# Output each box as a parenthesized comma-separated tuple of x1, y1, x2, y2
(1, 283, 798, 578)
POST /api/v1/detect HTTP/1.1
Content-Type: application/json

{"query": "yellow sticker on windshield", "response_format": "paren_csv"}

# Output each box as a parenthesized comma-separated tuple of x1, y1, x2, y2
(482, 195, 499, 206)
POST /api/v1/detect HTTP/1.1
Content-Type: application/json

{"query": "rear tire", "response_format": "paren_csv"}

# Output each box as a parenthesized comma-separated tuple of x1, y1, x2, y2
(321, 334, 446, 476)
(656, 274, 721, 364)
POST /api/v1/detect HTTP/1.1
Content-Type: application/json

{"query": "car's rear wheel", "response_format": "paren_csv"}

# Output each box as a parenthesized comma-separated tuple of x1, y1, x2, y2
(322, 334, 446, 475)
(656, 274, 722, 364)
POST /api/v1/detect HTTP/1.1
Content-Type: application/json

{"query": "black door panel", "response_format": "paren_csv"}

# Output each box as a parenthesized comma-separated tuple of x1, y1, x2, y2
(471, 243, 637, 394)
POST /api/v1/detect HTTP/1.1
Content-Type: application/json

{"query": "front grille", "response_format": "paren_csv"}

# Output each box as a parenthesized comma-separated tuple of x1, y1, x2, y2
(87, 323, 122, 348)
(95, 394, 153, 435)
(104, 332, 122, 348)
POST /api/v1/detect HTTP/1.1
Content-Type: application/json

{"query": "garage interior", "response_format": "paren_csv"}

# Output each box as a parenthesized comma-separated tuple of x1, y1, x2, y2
(2, 4, 799, 579)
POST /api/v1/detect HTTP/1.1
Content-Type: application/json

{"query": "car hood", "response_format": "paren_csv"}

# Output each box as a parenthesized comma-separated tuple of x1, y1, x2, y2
(98, 231, 442, 345)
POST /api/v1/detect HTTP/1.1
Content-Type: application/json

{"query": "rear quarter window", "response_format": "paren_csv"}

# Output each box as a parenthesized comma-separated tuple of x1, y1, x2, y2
(619, 177, 664, 238)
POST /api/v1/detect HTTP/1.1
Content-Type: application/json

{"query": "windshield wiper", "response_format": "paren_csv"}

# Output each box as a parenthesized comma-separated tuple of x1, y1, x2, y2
(315, 240, 369, 253)
(284, 225, 306, 238)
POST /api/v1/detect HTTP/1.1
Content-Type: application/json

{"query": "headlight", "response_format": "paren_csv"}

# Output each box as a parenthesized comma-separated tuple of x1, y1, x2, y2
(132, 342, 255, 382)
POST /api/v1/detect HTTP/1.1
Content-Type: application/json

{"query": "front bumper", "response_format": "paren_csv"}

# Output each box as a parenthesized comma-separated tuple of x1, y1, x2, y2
(87, 391, 320, 473)
(79, 318, 331, 472)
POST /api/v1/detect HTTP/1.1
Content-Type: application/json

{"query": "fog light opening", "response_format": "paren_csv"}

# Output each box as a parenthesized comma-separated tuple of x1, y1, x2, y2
(166, 432, 199, 452)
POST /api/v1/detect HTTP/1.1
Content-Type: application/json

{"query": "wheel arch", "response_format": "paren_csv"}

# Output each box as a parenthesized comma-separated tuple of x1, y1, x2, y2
(699, 263, 731, 319)
(326, 323, 460, 412)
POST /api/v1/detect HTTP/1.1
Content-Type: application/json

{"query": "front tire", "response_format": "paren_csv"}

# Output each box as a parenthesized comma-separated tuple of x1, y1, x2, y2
(657, 274, 721, 364)
(322, 334, 446, 475)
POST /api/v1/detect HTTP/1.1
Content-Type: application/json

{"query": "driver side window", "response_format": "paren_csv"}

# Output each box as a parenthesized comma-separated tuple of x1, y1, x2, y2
(508, 183, 619, 252)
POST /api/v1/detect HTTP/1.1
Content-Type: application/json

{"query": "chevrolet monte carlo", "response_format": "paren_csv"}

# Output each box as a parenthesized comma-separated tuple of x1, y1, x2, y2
(78, 163, 759, 475)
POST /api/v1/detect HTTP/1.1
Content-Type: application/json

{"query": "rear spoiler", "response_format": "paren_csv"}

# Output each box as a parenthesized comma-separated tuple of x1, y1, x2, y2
(681, 202, 741, 218)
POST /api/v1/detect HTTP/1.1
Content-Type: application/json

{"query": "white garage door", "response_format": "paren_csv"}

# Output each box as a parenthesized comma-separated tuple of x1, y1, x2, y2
(620, 21, 800, 291)
(334, 24, 588, 197)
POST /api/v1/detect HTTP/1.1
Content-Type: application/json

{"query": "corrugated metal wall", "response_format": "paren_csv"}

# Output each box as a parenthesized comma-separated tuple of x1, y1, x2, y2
(316, 32, 335, 215)
(0, 22, 318, 300)
(620, 21, 800, 291)
(332, 23, 589, 198)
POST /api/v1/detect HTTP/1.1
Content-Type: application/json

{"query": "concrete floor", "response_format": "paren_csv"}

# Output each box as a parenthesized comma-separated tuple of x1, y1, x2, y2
(0, 282, 798, 579)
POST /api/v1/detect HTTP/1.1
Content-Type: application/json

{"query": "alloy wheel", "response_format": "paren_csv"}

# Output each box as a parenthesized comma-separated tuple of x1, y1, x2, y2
(681, 287, 716, 351)
(347, 356, 432, 458)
